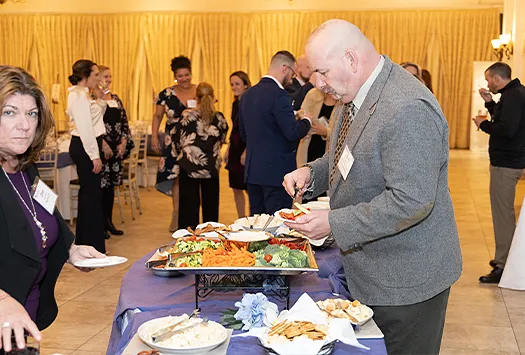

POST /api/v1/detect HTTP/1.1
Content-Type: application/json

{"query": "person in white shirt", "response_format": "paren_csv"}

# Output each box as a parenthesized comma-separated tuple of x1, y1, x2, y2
(67, 59, 108, 253)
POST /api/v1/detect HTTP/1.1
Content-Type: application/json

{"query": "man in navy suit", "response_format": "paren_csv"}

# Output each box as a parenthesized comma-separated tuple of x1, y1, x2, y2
(239, 51, 311, 215)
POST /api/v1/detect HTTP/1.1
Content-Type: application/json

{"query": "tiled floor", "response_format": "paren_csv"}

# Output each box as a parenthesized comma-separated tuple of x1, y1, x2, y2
(40, 146, 525, 355)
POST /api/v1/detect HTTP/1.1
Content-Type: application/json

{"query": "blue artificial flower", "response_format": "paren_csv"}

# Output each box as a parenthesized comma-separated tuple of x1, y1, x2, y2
(234, 293, 279, 330)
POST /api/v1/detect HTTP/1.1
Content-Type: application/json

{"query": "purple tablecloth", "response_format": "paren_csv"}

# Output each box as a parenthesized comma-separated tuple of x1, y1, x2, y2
(107, 247, 387, 355)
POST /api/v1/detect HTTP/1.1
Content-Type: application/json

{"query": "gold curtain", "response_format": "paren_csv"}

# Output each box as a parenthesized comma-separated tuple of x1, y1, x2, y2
(89, 14, 142, 120)
(434, 10, 499, 148)
(34, 15, 92, 131)
(142, 13, 198, 95)
(0, 9, 499, 148)
(0, 15, 35, 69)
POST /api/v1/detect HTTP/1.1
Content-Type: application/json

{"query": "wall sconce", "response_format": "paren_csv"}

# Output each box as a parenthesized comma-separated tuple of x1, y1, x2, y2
(491, 33, 513, 61)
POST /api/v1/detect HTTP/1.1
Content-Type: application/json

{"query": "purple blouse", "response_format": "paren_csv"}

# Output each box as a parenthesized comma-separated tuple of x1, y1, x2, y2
(7, 171, 59, 322)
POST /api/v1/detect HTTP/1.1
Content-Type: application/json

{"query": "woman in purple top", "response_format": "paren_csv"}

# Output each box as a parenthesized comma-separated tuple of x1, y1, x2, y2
(0, 66, 105, 353)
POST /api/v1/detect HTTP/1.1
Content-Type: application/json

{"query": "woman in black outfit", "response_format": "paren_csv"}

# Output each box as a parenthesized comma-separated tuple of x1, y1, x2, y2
(99, 65, 131, 237)
(66, 60, 108, 253)
(225, 71, 251, 218)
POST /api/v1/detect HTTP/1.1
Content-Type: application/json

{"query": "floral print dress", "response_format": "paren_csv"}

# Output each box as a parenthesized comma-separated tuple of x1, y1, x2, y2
(101, 93, 131, 188)
(174, 110, 229, 179)
(155, 86, 187, 195)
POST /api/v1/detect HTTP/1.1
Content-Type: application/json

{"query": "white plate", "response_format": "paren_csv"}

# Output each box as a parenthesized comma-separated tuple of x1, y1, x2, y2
(138, 316, 227, 354)
(234, 215, 282, 232)
(274, 208, 304, 223)
(318, 196, 330, 202)
(172, 222, 229, 239)
(349, 305, 374, 326)
(224, 230, 272, 242)
(73, 256, 127, 268)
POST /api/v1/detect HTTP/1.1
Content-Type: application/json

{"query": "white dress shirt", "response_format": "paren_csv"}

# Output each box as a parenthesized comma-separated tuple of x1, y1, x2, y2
(352, 56, 385, 112)
(66, 86, 107, 160)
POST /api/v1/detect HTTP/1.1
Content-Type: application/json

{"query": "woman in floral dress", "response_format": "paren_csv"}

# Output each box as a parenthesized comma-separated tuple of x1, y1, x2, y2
(151, 56, 196, 232)
(175, 82, 229, 229)
(99, 66, 131, 237)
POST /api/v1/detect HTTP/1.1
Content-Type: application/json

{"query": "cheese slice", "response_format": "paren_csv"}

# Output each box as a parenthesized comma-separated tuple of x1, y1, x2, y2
(293, 202, 311, 215)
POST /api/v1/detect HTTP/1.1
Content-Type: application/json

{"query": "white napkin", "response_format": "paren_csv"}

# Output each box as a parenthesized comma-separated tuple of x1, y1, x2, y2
(275, 227, 328, 247)
(233, 293, 368, 355)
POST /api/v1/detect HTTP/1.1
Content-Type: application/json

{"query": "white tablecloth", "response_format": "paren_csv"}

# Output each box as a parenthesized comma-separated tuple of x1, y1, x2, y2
(499, 197, 525, 290)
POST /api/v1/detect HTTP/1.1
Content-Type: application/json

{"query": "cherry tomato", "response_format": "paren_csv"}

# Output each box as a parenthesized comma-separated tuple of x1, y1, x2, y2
(180, 263, 188, 267)
(264, 254, 273, 262)
(196, 237, 204, 242)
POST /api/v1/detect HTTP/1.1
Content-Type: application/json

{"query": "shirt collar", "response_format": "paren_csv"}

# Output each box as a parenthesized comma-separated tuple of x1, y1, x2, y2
(352, 56, 385, 110)
(498, 78, 520, 94)
(68, 85, 89, 93)
(263, 75, 284, 90)
(296, 77, 306, 86)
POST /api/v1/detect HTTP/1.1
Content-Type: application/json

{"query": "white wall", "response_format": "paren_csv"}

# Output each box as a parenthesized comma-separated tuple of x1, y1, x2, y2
(0, 0, 503, 13)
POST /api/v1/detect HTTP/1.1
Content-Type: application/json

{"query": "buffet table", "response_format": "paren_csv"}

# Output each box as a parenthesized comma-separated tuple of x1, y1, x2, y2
(107, 246, 387, 355)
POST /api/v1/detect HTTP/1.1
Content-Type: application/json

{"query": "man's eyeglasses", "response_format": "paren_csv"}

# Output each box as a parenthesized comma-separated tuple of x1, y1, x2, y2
(285, 65, 297, 79)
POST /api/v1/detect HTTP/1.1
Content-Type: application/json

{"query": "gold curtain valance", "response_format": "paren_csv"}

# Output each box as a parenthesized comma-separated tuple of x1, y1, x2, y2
(0, 9, 499, 148)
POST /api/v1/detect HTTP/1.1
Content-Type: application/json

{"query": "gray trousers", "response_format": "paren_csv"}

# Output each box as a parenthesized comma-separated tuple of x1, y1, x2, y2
(490, 165, 523, 268)
(371, 288, 450, 355)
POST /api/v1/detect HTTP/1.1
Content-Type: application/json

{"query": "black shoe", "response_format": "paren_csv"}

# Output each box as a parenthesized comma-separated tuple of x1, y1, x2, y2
(489, 259, 498, 268)
(104, 231, 111, 240)
(479, 267, 504, 283)
(106, 220, 124, 236)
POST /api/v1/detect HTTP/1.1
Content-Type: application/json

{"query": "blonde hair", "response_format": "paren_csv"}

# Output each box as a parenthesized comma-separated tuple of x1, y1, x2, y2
(0, 65, 54, 171)
(196, 82, 216, 125)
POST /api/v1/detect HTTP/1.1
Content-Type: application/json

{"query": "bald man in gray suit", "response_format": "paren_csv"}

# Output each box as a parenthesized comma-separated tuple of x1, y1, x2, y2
(283, 20, 462, 355)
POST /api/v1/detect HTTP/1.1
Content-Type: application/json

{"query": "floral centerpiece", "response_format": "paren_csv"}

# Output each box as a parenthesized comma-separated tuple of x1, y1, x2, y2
(221, 293, 279, 330)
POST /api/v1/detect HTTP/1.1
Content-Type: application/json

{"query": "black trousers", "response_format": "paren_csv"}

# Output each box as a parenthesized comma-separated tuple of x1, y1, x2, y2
(371, 288, 450, 355)
(69, 136, 105, 253)
(178, 169, 220, 230)
(102, 185, 115, 227)
(247, 184, 292, 215)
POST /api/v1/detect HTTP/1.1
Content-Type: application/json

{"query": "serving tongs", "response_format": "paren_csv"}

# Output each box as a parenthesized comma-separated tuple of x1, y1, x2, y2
(145, 251, 201, 269)
(151, 309, 201, 343)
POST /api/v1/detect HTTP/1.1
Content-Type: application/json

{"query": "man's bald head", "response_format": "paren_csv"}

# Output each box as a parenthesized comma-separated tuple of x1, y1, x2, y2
(305, 19, 380, 103)
(296, 55, 313, 82)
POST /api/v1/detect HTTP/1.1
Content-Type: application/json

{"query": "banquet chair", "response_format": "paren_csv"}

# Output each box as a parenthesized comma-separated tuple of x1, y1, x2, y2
(136, 131, 149, 190)
(35, 143, 58, 191)
(116, 144, 142, 221)
(69, 179, 79, 226)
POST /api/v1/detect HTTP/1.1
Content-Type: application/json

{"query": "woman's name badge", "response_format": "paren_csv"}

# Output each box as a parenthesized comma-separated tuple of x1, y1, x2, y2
(107, 100, 119, 108)
(337, 145, 354, 181)
(31, 177, 58, 215)
(187, 99, 197, 108)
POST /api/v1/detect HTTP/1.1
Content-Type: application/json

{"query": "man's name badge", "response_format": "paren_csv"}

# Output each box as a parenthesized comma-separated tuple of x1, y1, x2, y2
(337, 145, 354, 181)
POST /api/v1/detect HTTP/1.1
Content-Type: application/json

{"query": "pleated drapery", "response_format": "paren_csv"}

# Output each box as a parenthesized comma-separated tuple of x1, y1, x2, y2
(0, 9, 499, 148)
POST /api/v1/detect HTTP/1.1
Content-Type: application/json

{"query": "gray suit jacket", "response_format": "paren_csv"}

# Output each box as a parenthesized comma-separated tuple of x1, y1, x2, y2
(307, 56, 462, 306)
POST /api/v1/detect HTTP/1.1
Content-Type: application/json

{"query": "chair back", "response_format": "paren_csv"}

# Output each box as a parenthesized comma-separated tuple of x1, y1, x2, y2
(36, 143, 58, 187)
(135, 131, 148, 162)
(126, 140, 140, 181)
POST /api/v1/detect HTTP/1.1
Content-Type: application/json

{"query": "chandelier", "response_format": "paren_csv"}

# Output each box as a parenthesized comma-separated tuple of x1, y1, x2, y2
(491, 33, 513, 61)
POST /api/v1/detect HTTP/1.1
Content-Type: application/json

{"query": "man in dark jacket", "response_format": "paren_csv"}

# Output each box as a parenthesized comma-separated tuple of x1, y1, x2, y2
(239, 51, 311, 215)
(473, 62, 525, 283)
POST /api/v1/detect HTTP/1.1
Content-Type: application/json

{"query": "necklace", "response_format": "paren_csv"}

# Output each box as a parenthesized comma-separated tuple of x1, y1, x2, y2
(2, 168, 48, 248)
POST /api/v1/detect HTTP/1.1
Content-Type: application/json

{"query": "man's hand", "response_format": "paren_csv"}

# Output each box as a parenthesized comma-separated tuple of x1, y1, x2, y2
(68, 245, 106, 272)
(283, 167, 312, 198)
(472, 115, 487, 129)
(479, 88, 493, 103)
(284, 210, 331, 240)
(310, 119, 328, 137)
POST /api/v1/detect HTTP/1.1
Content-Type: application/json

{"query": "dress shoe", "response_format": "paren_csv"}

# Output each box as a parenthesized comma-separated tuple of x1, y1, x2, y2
(106, 220, 124, 236)
(489, 259, 497, 268)
(104, 231, 111, 240)
(479, 267, 503, 283)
